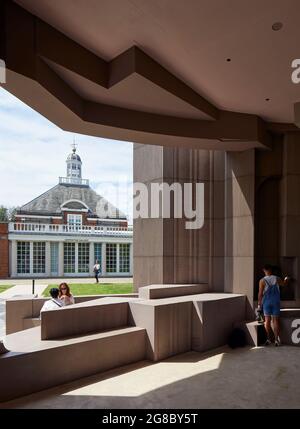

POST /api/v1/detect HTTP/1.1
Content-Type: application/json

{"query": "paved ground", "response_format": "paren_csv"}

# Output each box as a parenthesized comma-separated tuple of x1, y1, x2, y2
(0, 277, 133, 286)
(1, 345, 300, 409)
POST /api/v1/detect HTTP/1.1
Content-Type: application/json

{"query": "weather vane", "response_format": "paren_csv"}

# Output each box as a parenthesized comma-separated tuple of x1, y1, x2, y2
(71, 136, 77, 153)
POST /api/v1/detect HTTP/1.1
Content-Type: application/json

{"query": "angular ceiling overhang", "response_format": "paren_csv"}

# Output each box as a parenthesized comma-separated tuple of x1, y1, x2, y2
(1, 0, 298, 151)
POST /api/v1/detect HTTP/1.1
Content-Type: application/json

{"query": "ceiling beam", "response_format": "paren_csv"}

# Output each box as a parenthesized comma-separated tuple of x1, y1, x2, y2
(0, 0, 280, 150)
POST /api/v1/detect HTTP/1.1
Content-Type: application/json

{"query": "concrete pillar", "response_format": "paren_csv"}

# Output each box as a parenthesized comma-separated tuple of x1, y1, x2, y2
(11, 240, 17, 277)
(224, 150, 255, 313)
(58, 241, 64, 277)
(281, 132, 300, 301)
(116, 243, 120, 274)
(45, 241, 51, 276)
(133, 144, 215, 290)
(89, 242, 94, 275)
(102, 242, 106, 276)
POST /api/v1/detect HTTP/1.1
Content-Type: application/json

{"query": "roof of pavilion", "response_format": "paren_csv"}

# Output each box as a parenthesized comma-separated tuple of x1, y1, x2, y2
(18, 184, 127, 220)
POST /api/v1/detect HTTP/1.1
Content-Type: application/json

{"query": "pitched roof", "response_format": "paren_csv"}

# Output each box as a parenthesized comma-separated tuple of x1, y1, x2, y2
(19, 184, 127, 219)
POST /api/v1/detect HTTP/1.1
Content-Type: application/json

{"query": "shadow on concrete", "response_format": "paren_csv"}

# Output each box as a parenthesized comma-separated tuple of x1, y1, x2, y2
(1, 345, 300, 409)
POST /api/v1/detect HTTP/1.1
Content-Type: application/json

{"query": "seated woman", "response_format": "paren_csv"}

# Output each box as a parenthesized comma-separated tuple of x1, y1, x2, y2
(58, 282, 75, 306)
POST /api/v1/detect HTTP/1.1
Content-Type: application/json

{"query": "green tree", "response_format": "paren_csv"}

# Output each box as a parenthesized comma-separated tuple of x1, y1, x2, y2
(8, 206, 18, 221)
(0, 206, 19, 222)
(0, 206, 8, 222)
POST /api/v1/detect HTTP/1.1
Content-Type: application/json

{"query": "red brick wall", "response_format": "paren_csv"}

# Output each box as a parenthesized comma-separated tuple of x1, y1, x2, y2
(51, 218, 63, 225)
(0, 223, 9, 278)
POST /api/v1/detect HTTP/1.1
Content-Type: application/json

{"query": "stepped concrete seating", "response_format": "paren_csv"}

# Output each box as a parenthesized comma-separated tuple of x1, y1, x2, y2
(0, 325, 146, 402)
(6, 293, 138, 334)
(1, 284, 248, 402)
(41, 297, 133, 340)
(130, 292, 246, 360)
(138, 283, 208, 299)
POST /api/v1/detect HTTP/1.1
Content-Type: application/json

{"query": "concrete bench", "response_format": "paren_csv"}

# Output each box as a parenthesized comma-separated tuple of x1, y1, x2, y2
(0, 325, 146, 402)
(6, 293, 138, 335)
(138, 283, 208, 300)
(41, 297, 136, 340)
(130, 293, 246, 360)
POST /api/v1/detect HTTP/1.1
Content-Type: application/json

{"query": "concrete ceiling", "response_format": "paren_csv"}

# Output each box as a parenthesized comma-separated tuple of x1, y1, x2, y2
(1, 0, 299, 150)
(15, 0, 300, 123)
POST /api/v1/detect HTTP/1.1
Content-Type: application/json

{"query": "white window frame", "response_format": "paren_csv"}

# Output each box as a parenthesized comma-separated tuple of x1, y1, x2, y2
(67, 214, 82, 227)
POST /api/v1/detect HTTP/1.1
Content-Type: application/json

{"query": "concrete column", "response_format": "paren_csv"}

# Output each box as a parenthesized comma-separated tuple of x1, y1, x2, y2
(29, 242, 33, 275)
(45, 241, 51, 276)
(102, 242, 106, 276)
(58, 241, 64, 277)
(224, 150, 255, 314)
(89, 242, 95, 275)
(116, 243, 120, 274)
(280, 133, 300, 301)
(133, 144, 213, 290)
(11, 240, 17, 277)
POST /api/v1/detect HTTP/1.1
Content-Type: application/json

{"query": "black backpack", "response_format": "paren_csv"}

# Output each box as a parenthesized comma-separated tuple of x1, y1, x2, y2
(228, 328, 247, 349)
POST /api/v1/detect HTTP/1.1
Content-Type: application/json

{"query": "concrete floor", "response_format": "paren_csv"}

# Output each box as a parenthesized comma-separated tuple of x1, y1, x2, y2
(1, 346, 300, 409)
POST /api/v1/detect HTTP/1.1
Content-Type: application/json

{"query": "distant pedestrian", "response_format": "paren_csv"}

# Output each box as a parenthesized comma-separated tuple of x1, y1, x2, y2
(93, 260, 100, 283)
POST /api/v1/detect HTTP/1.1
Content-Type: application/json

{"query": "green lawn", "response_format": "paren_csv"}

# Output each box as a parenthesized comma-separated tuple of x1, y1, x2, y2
(0, 285, 13, 294)
(42, 283, 134, 297)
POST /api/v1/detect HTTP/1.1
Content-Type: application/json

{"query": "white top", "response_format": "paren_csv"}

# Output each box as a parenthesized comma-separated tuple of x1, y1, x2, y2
(94, 263, 100, 271)
(40, 298, 63, 314)
(60, 294, 75, 306)
(263, 275, 279, 294)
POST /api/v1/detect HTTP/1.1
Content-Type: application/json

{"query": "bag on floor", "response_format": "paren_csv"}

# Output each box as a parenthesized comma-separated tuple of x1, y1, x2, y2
(228, 328, 247, 349)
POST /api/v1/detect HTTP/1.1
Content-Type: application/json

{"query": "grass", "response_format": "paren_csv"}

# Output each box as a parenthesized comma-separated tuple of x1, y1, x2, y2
(42, 283, 134, 297)
(0, 285, 13, 294)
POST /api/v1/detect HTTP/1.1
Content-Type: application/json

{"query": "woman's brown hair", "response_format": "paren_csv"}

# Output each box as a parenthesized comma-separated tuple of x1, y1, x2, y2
(59, 282, 71, 297)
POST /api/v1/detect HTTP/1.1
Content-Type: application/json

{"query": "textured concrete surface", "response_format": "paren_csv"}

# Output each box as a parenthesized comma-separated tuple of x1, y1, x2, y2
(0, 326, 146, 402)
(1, 346, 300, 409)
(0, 299, 5, 340)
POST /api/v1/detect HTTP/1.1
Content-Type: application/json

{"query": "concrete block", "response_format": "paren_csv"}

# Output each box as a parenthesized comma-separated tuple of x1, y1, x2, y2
(0, 326, 146, 402)
(41, 298, 130, 340)
(192, 294, 246, 352)
(138, 283, 208, 300)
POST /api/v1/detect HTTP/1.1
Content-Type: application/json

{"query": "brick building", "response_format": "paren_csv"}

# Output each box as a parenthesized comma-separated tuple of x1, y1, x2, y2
(3, 146, 133, 279)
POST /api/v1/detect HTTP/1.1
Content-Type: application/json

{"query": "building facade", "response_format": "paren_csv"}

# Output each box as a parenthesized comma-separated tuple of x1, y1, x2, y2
(4, 146, 133, 279)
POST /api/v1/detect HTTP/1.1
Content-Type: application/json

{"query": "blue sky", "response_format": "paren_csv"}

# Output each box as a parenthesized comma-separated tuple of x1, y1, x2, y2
(0, 88, 133, 221)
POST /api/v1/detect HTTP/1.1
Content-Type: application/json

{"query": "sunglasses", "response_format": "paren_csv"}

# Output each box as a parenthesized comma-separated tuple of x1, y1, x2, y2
(61, 287, 67, 290)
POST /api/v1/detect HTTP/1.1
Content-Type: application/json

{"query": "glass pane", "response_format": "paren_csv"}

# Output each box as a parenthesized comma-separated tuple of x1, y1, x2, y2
(94, 243, 102, 273)
(50, 242, 59, 274)
(33, 242, 46, 273)
(64, 243, 75, 273)
(106, 243, 117, 273)
(78, 243, 89, 273)
(119, 243, 130, 273)
(17, 241, 30, 274)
